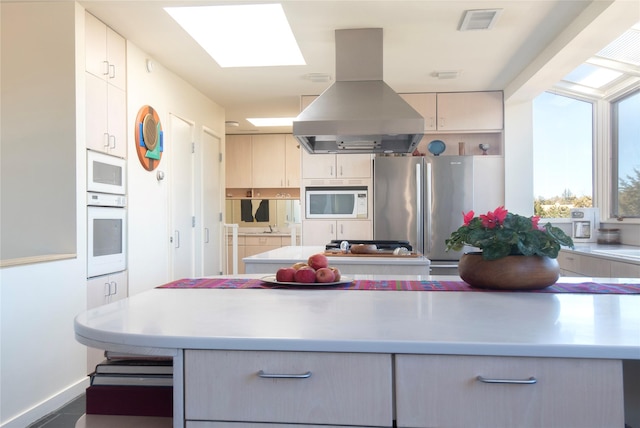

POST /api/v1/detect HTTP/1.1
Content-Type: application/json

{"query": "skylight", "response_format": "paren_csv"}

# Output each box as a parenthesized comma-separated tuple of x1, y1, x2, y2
(164, 4, 305, 68)
(556, 21, 640, 98)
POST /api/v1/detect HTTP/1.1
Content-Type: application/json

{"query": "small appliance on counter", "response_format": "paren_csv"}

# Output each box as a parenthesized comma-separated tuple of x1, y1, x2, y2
(570, 208, 600, 243)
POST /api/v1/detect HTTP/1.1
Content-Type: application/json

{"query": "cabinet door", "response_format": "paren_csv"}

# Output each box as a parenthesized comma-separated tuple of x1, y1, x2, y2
(107, 85, 126, 157)
(337, 220, 372, 240)
(400, 93, 436, 131)
(106, 26, 126, 91)
(610, 260, 640, 278)
(185, 350, 392, 426)
(395, 354, 624, 428)
(252, 134, 285, 187)
(284, 134, 301, 188)
(85, 12, 108, 80)
(301, 150, 336, 179)
(302, 220, 337, 245)
(437, 91, 503, 131)
(336, 154, 372, 178)
(225, 135, 252, 188)
(86, 73, 109, 153)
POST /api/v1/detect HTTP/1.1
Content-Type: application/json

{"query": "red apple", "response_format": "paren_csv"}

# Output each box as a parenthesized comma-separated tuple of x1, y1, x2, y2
(275, 267, 296, 282)
(329, 266, 341, 281)
(294, 266, 317, 283)
(315, 267, 336, 283)
(292, 262, 308, 270)
(307, 253, 329, 270)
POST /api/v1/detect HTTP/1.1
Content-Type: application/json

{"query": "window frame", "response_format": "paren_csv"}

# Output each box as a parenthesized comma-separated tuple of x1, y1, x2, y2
(610, 85, 640, 219)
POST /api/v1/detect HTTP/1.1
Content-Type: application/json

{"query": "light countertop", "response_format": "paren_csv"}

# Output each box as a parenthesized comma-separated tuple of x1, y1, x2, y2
(74, 274, 640, 360)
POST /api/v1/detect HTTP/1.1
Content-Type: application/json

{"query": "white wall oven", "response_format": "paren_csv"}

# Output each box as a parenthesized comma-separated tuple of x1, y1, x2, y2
(87, 150, 126, 195)
(87, 192, 127, 278)
(305, 186, 368, 219)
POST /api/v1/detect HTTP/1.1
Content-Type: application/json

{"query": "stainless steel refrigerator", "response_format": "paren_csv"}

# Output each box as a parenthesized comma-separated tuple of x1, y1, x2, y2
(373, 155, 473, 269)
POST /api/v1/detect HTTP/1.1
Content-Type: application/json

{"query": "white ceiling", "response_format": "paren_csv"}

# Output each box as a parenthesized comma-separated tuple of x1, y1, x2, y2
(79, 0, 640, 135)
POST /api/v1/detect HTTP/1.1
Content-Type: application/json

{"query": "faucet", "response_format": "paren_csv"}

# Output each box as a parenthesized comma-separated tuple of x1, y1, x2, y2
(268, 224, 273, 233)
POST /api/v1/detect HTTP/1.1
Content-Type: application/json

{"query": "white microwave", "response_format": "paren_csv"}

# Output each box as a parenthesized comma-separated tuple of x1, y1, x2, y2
(87, 150, 126, 195)
(305, 187, 368, 219)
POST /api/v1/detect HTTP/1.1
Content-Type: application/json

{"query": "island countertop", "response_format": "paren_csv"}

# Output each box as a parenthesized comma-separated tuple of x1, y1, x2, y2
(242, 246, 431, 275)
(74, 274, 640, 360)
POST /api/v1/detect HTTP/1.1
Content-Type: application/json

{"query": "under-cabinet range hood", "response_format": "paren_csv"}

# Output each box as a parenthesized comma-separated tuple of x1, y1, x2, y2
(293, 28, 424, 154)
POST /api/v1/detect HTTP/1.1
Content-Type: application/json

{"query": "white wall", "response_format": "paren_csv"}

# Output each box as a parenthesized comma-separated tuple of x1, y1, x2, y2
(0, 4, 225, 427)
(126, 43, 225, 296)
(503, 100, 534, 216)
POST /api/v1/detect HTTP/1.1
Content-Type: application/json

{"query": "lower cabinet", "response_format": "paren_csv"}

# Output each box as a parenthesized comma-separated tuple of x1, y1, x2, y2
(395, 354, 624, 428)
(558, 250, 640, 277)
(184, 350, 393, 427)
(302, 220, 372, 245)
(86, 270, 128, 372)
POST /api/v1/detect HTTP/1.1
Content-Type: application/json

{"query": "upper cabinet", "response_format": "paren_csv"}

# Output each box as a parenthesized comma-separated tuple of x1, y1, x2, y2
(437, 91, 503, 131)
(226, 135, 252, 188)
(400, 93, 437, 131)
(400, 91, 503, 132)
(301, 150, 372, 180)
(85, 12, 126, 91)
(225, 134, 301, 193)
(84, 12, 127, 157)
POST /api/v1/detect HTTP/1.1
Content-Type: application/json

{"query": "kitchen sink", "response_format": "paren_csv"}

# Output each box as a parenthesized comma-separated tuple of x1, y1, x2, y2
(591, 248, 640, 260)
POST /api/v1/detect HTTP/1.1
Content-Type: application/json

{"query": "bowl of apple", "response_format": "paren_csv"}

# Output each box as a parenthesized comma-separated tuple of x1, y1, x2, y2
(263, 253, 350, 286)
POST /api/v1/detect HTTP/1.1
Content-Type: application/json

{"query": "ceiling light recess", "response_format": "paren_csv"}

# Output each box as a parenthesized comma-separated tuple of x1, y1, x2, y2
(459, 9, 502, 31)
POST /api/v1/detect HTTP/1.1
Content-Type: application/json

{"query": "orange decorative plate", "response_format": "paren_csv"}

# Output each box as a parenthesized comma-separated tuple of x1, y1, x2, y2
(134, 105, 163, 171)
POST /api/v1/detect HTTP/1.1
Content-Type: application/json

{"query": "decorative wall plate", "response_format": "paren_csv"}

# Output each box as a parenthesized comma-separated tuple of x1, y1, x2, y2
(135, 105, 163, 171)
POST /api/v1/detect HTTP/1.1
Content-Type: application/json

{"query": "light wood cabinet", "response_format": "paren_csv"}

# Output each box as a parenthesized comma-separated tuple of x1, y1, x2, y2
(252, 134, 286, 188)
(226, 134, 301, 190)
(226, 135, 253, 188)
(226, 235, 246, 275)
(395, 354, 624, 428)
(184, 350, 392, 426)
(227, 235, 296, 274)
(86, 270, 128, 372)
(301, 150, 372, 179)
(400, 93, 437, 131)
(285, 134, 301, 188)
(558, 250, 639, 278)
(437, 91, 503, 131)
(302, 220, 372, 245)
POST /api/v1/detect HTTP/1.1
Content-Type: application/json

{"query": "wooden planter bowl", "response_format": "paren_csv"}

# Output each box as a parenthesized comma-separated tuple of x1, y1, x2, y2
(458, 253, 560, 290)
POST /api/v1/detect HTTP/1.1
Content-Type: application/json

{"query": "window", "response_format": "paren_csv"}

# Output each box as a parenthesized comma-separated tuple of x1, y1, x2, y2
(532, 92, 594, 218)
(612, 89, 640, 218)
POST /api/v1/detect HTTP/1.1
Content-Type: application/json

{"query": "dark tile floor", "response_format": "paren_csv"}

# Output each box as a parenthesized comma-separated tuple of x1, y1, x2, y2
(27, 394, 85, 428)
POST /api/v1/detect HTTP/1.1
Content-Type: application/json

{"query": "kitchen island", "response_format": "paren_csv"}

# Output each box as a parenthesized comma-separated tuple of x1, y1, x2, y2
(74, 274, 640, 428)
(242, 245, 431, 275)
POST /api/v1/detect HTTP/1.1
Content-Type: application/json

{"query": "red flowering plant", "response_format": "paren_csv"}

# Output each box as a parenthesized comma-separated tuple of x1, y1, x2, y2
(445, 206, 574, 260)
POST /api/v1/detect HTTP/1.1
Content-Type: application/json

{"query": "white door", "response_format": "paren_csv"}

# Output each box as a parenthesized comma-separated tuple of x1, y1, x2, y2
(170, 115, 195, 279)
(202, 130, 222, 276)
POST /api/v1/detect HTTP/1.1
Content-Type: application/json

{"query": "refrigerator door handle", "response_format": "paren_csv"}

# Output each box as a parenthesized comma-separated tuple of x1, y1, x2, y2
(416, 163, 424, 255)
(425, 162, 432, 254)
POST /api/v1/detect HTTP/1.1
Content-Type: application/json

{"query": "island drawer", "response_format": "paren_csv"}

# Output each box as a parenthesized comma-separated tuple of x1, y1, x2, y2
(395, 354, 624, 428)
(185, 350, 392, 426)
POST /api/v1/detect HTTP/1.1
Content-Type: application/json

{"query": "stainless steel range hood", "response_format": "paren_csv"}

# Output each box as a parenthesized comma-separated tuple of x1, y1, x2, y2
(293, 28, 424, 154)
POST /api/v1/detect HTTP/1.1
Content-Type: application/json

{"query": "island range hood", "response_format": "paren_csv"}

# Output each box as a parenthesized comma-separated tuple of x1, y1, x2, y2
(293, 28, 424, 154)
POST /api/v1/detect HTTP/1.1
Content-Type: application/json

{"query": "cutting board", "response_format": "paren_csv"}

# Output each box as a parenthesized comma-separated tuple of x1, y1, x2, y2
(324, 251, 420, 258)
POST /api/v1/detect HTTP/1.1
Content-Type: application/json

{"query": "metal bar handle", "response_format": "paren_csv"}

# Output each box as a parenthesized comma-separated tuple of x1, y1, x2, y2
(109, 63, 116, 79)
(476, 375, 537, 385)
(257, 370, 312, 379)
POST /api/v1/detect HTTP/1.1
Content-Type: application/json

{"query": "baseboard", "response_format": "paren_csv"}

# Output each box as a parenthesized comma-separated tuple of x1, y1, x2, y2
(0, 377, 89, 428)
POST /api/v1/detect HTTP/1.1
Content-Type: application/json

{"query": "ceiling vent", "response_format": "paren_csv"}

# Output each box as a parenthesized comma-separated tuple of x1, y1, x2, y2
(459, 9, 502, 31)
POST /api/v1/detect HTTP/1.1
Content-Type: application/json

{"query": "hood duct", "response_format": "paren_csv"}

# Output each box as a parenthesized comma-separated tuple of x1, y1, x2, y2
(293, 28, 424, 154)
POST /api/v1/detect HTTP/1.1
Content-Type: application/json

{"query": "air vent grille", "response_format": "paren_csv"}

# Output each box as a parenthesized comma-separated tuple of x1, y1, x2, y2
(459, 9, 502, 31)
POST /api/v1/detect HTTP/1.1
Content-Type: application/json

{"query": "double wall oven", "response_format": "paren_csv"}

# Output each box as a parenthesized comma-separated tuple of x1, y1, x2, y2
(87, 150, 127, 278)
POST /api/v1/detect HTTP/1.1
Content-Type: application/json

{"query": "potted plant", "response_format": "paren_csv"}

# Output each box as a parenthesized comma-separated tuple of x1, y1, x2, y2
(445, 206, 574, 289)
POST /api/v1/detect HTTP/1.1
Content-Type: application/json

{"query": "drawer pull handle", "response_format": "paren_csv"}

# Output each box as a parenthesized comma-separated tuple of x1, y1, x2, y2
(476, 375, 537, 385)
(257, 370, 312, 379)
